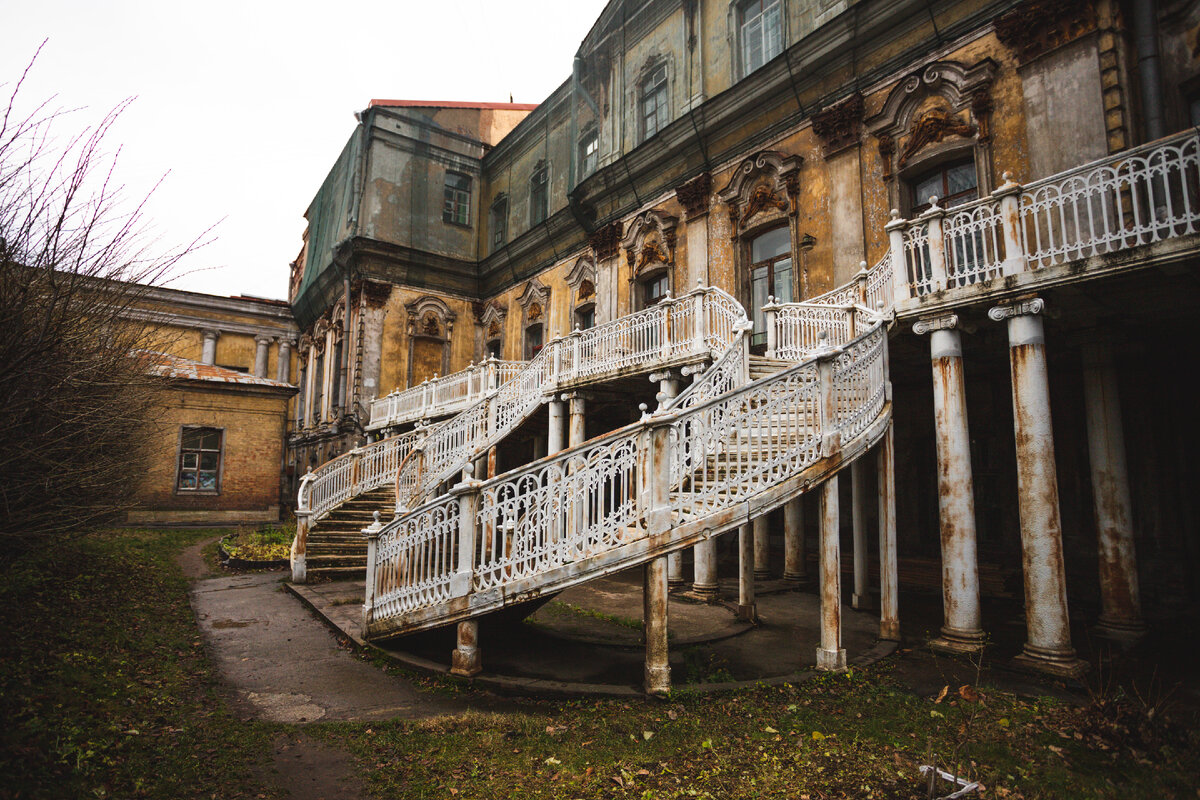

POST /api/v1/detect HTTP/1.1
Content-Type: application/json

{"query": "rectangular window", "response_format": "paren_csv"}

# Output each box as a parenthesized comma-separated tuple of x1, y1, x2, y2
(643, 273, 669, 307)
(530, 166, 549, 226)
(575, 305, 595, 330)
(489, 197, 508, 252)
(177, 427, 222, 493)
(525, 324, 544, 360)
(579, 130, 599, 177)
(443, 171, 471, 226)
(740, 0, 782, 76)
(641, 65, 669, 140)
(486, 339, 502, 359)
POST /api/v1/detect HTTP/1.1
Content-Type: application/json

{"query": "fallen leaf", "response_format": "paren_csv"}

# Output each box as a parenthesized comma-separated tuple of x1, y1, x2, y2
(935, 685, 949, 704)
(544, 757, 561, 766)
(812, 731, 825, 741)
(642, 730, 654, 741)
(959, 684, 979, 702)
(763, 726, 778, 734)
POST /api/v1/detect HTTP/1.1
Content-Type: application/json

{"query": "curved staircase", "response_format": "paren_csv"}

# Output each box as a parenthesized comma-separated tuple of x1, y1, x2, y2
(361, 258, 895, 641)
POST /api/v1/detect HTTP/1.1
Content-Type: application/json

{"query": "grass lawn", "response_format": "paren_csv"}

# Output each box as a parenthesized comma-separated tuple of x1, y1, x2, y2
(2, 528, 1197, 799)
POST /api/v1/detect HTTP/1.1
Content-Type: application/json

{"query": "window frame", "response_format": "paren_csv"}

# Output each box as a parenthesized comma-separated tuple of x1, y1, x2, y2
(907, 156, 979, 216)
(746, 224, 793, 349)
(176, 426, 224, 494)
(640, 63, 669, 142)
(738, 0, 783, 78)
(489, 194, 508, 253)
(442, 170, 472, 227)
(524, 322, 544, 360)
(529, 163, 549, 227)
(579, 126, 599, 178)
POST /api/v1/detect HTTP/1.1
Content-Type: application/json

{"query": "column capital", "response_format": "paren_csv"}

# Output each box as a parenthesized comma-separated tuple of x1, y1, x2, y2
(560, 390, 591, 403)
(988, 297, 1044, 322)
(254, 333, 273, 345)
(912, 314, 958, 336)
(201, 328, 221, 341)
(648, 368, 683, 384)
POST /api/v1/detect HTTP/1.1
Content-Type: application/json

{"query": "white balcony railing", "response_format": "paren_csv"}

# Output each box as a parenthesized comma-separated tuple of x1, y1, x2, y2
(367, 360, 525, 431)
(887, 129, 1200, 305)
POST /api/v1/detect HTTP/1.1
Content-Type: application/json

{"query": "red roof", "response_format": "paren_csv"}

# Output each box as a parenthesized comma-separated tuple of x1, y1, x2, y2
(138, 351, 296, 391)
(367, 99, 539, 111)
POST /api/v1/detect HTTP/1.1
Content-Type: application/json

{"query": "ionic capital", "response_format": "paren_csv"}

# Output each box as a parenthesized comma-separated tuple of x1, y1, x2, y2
(911, 314, 958, 336)
(988, 297, 1044, 322)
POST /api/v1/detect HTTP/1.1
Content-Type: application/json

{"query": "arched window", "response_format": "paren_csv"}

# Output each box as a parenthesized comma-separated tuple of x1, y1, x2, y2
(529, 162, 549, 226)
(748, 226, 793, 347)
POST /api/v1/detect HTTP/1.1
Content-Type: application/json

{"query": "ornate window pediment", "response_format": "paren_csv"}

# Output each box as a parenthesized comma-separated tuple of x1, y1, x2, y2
(479, 300, 508, 341)
(405, 295, 456, 340)
(621, 210, 678, 278)
(518, 278, 550, 325)
(866, 59, 997, 180)
(716, 150, 802, 240)
(566, 255, 598, 301)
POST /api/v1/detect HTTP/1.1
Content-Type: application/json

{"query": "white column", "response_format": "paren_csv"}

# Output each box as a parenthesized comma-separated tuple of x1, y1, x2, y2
(201, 329, 220, 365)
(643, 555, 671, 696)
(989, 299, 1086, 678)
(753, 516, 770, 580)
(277, 338, 294, 383)
(851, 459, 869, 609)
(1081, 342, 1144, 639)
(783, 497, 806, 584)
(737, 523, 756, 622)
(913, 314, 985, 655)
(692, 538, 719, 598)
(548, 398, 566, 454)
(816, 475, 846, 671)
(567, 392, 587, 448)
(877, 423, 900, 641)
(253, 334, 272, 378)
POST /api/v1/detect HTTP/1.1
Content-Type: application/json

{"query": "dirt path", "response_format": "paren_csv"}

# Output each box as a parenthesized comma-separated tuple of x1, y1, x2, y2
(177, 538, 514, 799)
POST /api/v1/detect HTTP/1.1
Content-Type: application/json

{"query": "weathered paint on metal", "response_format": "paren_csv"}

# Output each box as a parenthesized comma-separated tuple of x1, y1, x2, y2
(817, 475, 846, 672)
(783, 497, 806, 582)
(738, 523, 756, 622)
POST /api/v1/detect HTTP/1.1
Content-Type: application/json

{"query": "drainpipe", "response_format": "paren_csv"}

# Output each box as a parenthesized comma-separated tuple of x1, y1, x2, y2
(1132, 0, 1165, 142)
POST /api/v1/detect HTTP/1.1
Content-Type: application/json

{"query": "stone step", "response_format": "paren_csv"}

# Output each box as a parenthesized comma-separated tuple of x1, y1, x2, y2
(309, 565, 368, 580)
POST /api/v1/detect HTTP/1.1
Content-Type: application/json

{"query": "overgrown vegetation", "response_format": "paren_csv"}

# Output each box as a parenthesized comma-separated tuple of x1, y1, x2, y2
(3, 526, 1195, 799)
(0, 47, 202, 556)
(317, 666, 1198, 800)
(0, 528, 278, 799)
(221, 523, 294, 562)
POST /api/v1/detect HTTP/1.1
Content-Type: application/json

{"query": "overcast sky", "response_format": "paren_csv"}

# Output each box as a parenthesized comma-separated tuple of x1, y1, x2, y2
(1, 0, 609, 300)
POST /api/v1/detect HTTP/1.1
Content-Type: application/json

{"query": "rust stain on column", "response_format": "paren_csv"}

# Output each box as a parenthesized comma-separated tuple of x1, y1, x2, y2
(644, 555, 671, 695)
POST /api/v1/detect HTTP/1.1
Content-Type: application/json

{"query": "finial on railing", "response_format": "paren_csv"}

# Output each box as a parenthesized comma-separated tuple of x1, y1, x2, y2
(890, 208, 900, 221)
(463, 461, 474, 480)
(928, 195, 940, 210)
(373, 510, 381, 525)
(857, 260, 868, 275)
(639, 402, 650, 421)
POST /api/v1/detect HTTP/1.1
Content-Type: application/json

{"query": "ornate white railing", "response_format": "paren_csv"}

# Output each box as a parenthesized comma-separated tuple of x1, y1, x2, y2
(291, 430, 420, 582)
(367, 360, 525, 431)
(297, 431, 418, 523)
(364, 299, 891, 637)
(887, 129, 1200, 304)
(391, 286, 748, 513)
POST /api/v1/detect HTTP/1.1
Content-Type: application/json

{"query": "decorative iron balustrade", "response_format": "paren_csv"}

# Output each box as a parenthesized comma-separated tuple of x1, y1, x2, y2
(886, 129, 1200, 304)
(364, 300, 891, 637)
(367, 360, 524, 431)
(391, 286, 747, 514)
